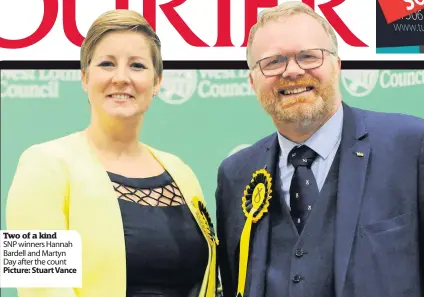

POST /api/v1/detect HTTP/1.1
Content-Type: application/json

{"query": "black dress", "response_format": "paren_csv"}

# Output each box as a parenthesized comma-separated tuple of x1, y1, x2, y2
(107, 171, 209, 297)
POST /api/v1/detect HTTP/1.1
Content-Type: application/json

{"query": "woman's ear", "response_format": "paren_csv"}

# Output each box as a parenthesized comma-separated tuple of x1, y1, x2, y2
(153, 75, 163, 95)
(81, 69, 88, 93)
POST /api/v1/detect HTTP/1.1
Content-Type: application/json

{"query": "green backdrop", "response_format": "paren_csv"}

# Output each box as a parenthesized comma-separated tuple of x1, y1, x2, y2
(1, 69, 424, 296)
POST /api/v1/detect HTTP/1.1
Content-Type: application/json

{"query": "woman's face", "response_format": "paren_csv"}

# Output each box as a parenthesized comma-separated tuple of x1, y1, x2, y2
(82, 31, 161, 121)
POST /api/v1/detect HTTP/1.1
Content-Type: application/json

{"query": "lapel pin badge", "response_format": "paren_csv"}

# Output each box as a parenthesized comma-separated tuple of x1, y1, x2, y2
(356, 152, 364, 157)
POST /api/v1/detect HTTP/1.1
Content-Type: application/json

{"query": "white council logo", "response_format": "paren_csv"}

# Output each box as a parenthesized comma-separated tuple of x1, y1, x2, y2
(157, 70, 198, 104)
(341, 70, 380, 97)
(228, 144, 251, 157)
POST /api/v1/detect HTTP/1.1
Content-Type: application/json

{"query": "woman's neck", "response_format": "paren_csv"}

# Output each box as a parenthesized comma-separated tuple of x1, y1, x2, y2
(85, 118, 144, 159)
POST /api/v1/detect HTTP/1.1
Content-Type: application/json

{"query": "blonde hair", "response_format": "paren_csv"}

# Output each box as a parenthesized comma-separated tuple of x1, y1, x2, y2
(80, 9, 163, 82)
(246, 1, 338, 68)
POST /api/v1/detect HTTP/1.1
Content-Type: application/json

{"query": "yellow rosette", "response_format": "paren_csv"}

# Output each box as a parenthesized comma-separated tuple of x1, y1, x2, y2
(192, 197, 219, 297)
(237, 168, 272, 297)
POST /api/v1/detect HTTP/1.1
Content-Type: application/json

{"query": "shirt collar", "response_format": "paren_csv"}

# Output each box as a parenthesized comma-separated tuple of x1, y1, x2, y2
(277, 104, 343, 165)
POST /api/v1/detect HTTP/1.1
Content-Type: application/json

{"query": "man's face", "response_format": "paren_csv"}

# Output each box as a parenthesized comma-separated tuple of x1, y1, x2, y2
(249, 14, 341, 126)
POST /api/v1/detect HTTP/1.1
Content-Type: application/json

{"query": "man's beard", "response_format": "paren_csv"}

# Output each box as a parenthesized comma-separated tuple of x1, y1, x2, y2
(257, 69, 338, 129)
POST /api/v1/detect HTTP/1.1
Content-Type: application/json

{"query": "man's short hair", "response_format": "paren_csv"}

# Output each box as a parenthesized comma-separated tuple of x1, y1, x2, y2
(246, 1, 339, 69)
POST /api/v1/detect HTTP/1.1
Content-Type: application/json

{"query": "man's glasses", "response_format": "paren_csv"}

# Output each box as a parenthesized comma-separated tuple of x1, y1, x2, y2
(253, 48, 336, 77)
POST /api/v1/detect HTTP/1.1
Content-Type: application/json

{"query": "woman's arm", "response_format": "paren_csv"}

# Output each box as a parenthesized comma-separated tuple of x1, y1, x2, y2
(6, 145, 78, 297)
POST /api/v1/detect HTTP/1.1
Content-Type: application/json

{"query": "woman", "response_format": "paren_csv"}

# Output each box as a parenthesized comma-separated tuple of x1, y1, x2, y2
(6, 9, 219, 297)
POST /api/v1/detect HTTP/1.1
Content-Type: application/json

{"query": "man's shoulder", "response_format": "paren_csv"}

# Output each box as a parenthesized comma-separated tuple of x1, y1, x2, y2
(352, 106, 424, 135)
(218, 133, 275, 174)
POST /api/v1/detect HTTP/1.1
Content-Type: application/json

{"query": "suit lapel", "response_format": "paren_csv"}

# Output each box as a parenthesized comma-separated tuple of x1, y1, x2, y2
(225, 139, 272, 264)
(246, 134, 280, 297)
(335, 103, 370, 297)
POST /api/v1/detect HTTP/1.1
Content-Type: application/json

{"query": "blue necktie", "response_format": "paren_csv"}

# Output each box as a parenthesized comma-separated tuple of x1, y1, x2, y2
(288, 145, 319, 233)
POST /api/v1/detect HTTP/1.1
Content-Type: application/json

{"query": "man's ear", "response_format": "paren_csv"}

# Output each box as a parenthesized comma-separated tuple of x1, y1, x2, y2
(249, 71, 256, 93)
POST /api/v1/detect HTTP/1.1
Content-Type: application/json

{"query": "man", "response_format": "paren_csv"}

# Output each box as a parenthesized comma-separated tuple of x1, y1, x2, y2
(215, 2, 424, 297)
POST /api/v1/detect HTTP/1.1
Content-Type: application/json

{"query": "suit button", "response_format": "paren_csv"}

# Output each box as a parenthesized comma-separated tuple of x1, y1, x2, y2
(295, 249, 304, 257)
(292, 274, 302, 283)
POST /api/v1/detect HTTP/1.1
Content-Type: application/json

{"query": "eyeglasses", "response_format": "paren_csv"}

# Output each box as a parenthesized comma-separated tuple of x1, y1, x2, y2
(253, 48, 336, 77)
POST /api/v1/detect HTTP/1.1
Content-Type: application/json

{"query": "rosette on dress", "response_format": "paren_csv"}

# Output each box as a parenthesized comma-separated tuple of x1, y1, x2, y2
(192, 197, 219, 297)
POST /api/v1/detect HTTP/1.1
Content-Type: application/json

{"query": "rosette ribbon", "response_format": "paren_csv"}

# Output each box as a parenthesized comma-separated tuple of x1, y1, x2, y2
(237, 168, 272, 297)
(192, 197, 219, 297)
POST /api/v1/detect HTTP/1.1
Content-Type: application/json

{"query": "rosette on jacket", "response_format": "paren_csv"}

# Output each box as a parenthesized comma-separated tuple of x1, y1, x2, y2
(237, 168, 272, 297)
